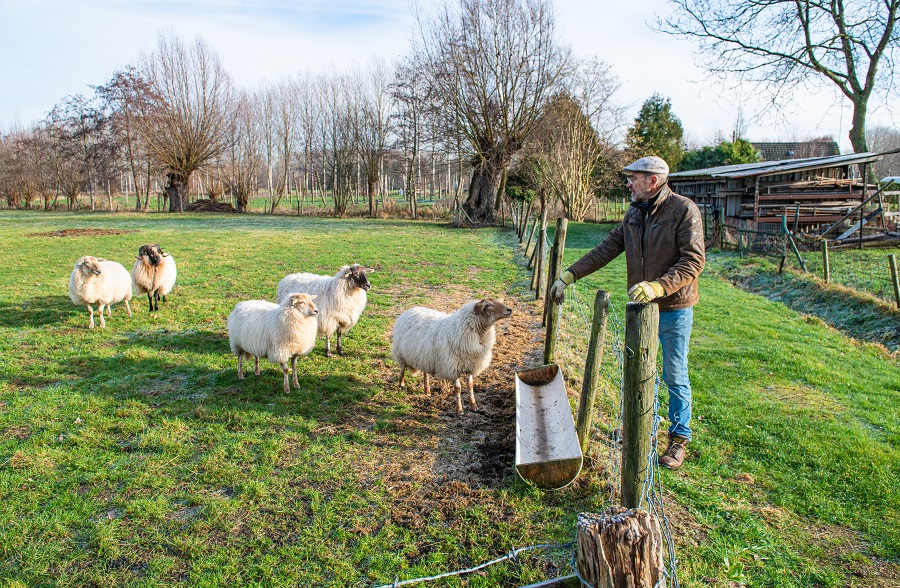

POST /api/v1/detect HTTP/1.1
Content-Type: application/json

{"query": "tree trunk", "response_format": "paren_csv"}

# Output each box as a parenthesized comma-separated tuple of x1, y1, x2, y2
(166, 171, 190, 212)
(848, 99, 868, 154)
(464, 157, 507, 224)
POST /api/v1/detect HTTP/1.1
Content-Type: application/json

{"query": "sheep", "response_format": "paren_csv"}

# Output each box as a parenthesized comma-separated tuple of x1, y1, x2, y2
(391, 298, 513, 414)
(68, 256, 133, 329)
(275, 264, 371, 357)
(131, 244, 177, 312)
(227, 292, 319, 394)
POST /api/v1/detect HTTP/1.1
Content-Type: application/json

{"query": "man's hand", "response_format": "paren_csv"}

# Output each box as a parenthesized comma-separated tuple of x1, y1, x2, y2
(628, 280, 665, 302)
(549, 270, 575, 304)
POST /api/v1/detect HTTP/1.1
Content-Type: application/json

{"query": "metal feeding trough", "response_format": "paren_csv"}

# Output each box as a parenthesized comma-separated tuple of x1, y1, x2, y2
(515, 364, 583, 490)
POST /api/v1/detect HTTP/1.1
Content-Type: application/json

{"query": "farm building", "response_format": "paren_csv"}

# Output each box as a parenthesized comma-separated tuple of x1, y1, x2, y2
(668, 151, 886, 233)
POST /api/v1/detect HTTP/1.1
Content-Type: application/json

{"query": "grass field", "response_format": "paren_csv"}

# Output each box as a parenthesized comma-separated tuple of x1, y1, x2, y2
(1, 212, 898, 587)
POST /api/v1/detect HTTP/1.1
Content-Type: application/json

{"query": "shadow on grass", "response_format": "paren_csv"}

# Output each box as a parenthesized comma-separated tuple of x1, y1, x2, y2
(0, 295, 85, 327)
(49, 341, 386, 423)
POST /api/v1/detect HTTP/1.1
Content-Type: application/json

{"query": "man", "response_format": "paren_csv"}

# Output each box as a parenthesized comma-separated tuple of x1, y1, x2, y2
(549, 155, 705, 469)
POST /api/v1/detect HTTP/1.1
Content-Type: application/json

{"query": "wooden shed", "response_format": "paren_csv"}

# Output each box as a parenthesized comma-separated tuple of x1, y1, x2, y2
(668, 152, 884, 232)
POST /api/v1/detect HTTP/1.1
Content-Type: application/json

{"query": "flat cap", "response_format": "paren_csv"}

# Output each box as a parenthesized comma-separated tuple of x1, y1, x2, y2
(623, 156, 669, 175)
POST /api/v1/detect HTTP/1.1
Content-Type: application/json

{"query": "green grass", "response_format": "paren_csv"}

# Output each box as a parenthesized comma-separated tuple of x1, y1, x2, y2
(555, 221, 900, 586)
(1, 212, 898, 587)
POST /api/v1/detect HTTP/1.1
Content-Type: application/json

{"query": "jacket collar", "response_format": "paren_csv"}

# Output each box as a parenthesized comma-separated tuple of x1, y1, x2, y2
(630, 184, 671, 215)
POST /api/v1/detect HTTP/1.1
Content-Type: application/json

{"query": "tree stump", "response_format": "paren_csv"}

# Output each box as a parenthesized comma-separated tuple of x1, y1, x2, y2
(575, 508, 664, 588)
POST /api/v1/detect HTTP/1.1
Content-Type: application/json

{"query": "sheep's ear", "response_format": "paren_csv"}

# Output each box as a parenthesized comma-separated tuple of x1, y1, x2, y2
(309, 294, 317, 300)
(365, 267, 375, 274)
(97, 258, 106, 262)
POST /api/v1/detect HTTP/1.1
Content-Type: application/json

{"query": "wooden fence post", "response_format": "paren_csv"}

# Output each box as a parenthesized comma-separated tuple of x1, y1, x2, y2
(575, 508, 664, 588)
(622, 302, 659, 509)
(524, 217, 538, 260)
(532, 209, 548, 297)
(822, 240, 831, 283)
(576, 290, 610, 453)
(543, 218, 568, 362)
(890, 254, 900, 309)
(718, 207, 725, 250)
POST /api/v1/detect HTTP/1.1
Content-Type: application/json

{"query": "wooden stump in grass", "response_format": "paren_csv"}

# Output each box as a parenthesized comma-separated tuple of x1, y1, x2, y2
(575, 508, 664, 588)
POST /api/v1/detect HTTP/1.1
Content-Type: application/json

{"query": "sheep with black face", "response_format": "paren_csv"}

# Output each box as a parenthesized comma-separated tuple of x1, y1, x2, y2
(276, 264, 371, 357)
(131, 244, 177, 312)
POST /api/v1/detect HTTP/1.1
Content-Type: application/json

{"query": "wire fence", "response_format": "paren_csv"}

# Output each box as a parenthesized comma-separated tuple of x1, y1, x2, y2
(802, 245, 900, 306)
(373, 222, 680, 587)
(719, 219, 900, 307)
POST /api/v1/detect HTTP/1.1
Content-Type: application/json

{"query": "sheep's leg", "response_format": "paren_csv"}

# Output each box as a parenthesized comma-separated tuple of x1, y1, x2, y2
(324, 336, 332, 358)
(87, 305, 95, 329)
(336, 332, 345, 356)
(467, 375, 477, 410)
(291, 355, 300, 389)
(280, 363, 291, 394)
(398, 367, 406, 389)
(237, 353, 245, 379)
(154, 291, 161, 311)
(146, 292, 153, 312)
(424, 373, 430, 395)
(98, 304, 107, 328)
(254, 357, 261, 376)
(454, 378, 463, 414)
(124, 299, 132, 316)
(105, 305, 112, 317)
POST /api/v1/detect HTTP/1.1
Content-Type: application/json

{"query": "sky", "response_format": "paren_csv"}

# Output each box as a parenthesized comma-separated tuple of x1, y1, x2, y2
(1, 0, 897, 153)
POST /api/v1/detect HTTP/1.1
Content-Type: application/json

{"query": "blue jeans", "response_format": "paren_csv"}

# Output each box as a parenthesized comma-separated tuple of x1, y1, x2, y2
(658, 307, 693, 440)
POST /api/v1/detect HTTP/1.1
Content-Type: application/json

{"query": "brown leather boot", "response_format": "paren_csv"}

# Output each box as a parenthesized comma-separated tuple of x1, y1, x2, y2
(659, 435, 690, 470)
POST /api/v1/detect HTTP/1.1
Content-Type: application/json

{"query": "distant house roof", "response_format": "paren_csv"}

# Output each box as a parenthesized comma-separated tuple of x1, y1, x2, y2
(668, 152, 883, 181)
(751, 140, 840, 161)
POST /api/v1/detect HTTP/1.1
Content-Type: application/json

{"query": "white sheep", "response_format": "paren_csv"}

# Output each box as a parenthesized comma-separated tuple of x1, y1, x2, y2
(68, 255, 133, 329)
(131, 244, 177, 312)
(275, 264, 371, 357)
(391, 298, 513, 413)
(227, 292, 319, 394)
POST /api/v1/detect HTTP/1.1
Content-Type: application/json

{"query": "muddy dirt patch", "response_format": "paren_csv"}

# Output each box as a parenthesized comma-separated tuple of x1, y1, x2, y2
(28, 228, 138, 238)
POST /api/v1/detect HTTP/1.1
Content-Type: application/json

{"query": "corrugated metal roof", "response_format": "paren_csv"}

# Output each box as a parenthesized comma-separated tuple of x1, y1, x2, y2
(669, 152, 883, 180)
(751, 141, 839, 161)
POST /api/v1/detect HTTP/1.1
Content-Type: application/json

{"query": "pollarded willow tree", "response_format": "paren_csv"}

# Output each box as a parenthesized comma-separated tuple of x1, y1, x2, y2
(659, 0, 900, 153)
(137, 32, 236, 212)
(414, 0, 569, 224)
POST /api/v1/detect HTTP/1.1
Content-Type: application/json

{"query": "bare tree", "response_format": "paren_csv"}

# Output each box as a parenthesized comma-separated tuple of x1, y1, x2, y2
(659, 0, 900, 153)
(869, 125, 900, 178)
(414, 0, 569, 224)
(391, 56, 435, 219)
(137, 32, 236, 212)
(96, 67, 158, 211)
(353, 58, 395, 216)
(45, 94, 112, 210)
(320, 70, 356, 216)
(223, 91, 264, 211)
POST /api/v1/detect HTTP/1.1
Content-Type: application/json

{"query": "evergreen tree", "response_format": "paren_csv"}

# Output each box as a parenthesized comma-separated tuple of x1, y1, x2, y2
(679, 138, 760, 171)
(625, 94, 684, 170)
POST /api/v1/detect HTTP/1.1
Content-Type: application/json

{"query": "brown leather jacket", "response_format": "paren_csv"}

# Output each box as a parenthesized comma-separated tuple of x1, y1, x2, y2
(567, 185, 705, 311)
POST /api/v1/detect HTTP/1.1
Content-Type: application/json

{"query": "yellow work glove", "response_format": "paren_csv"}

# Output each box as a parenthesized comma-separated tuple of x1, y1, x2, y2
(628, 280, 665, 302)
(549, 270, 575, 304)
